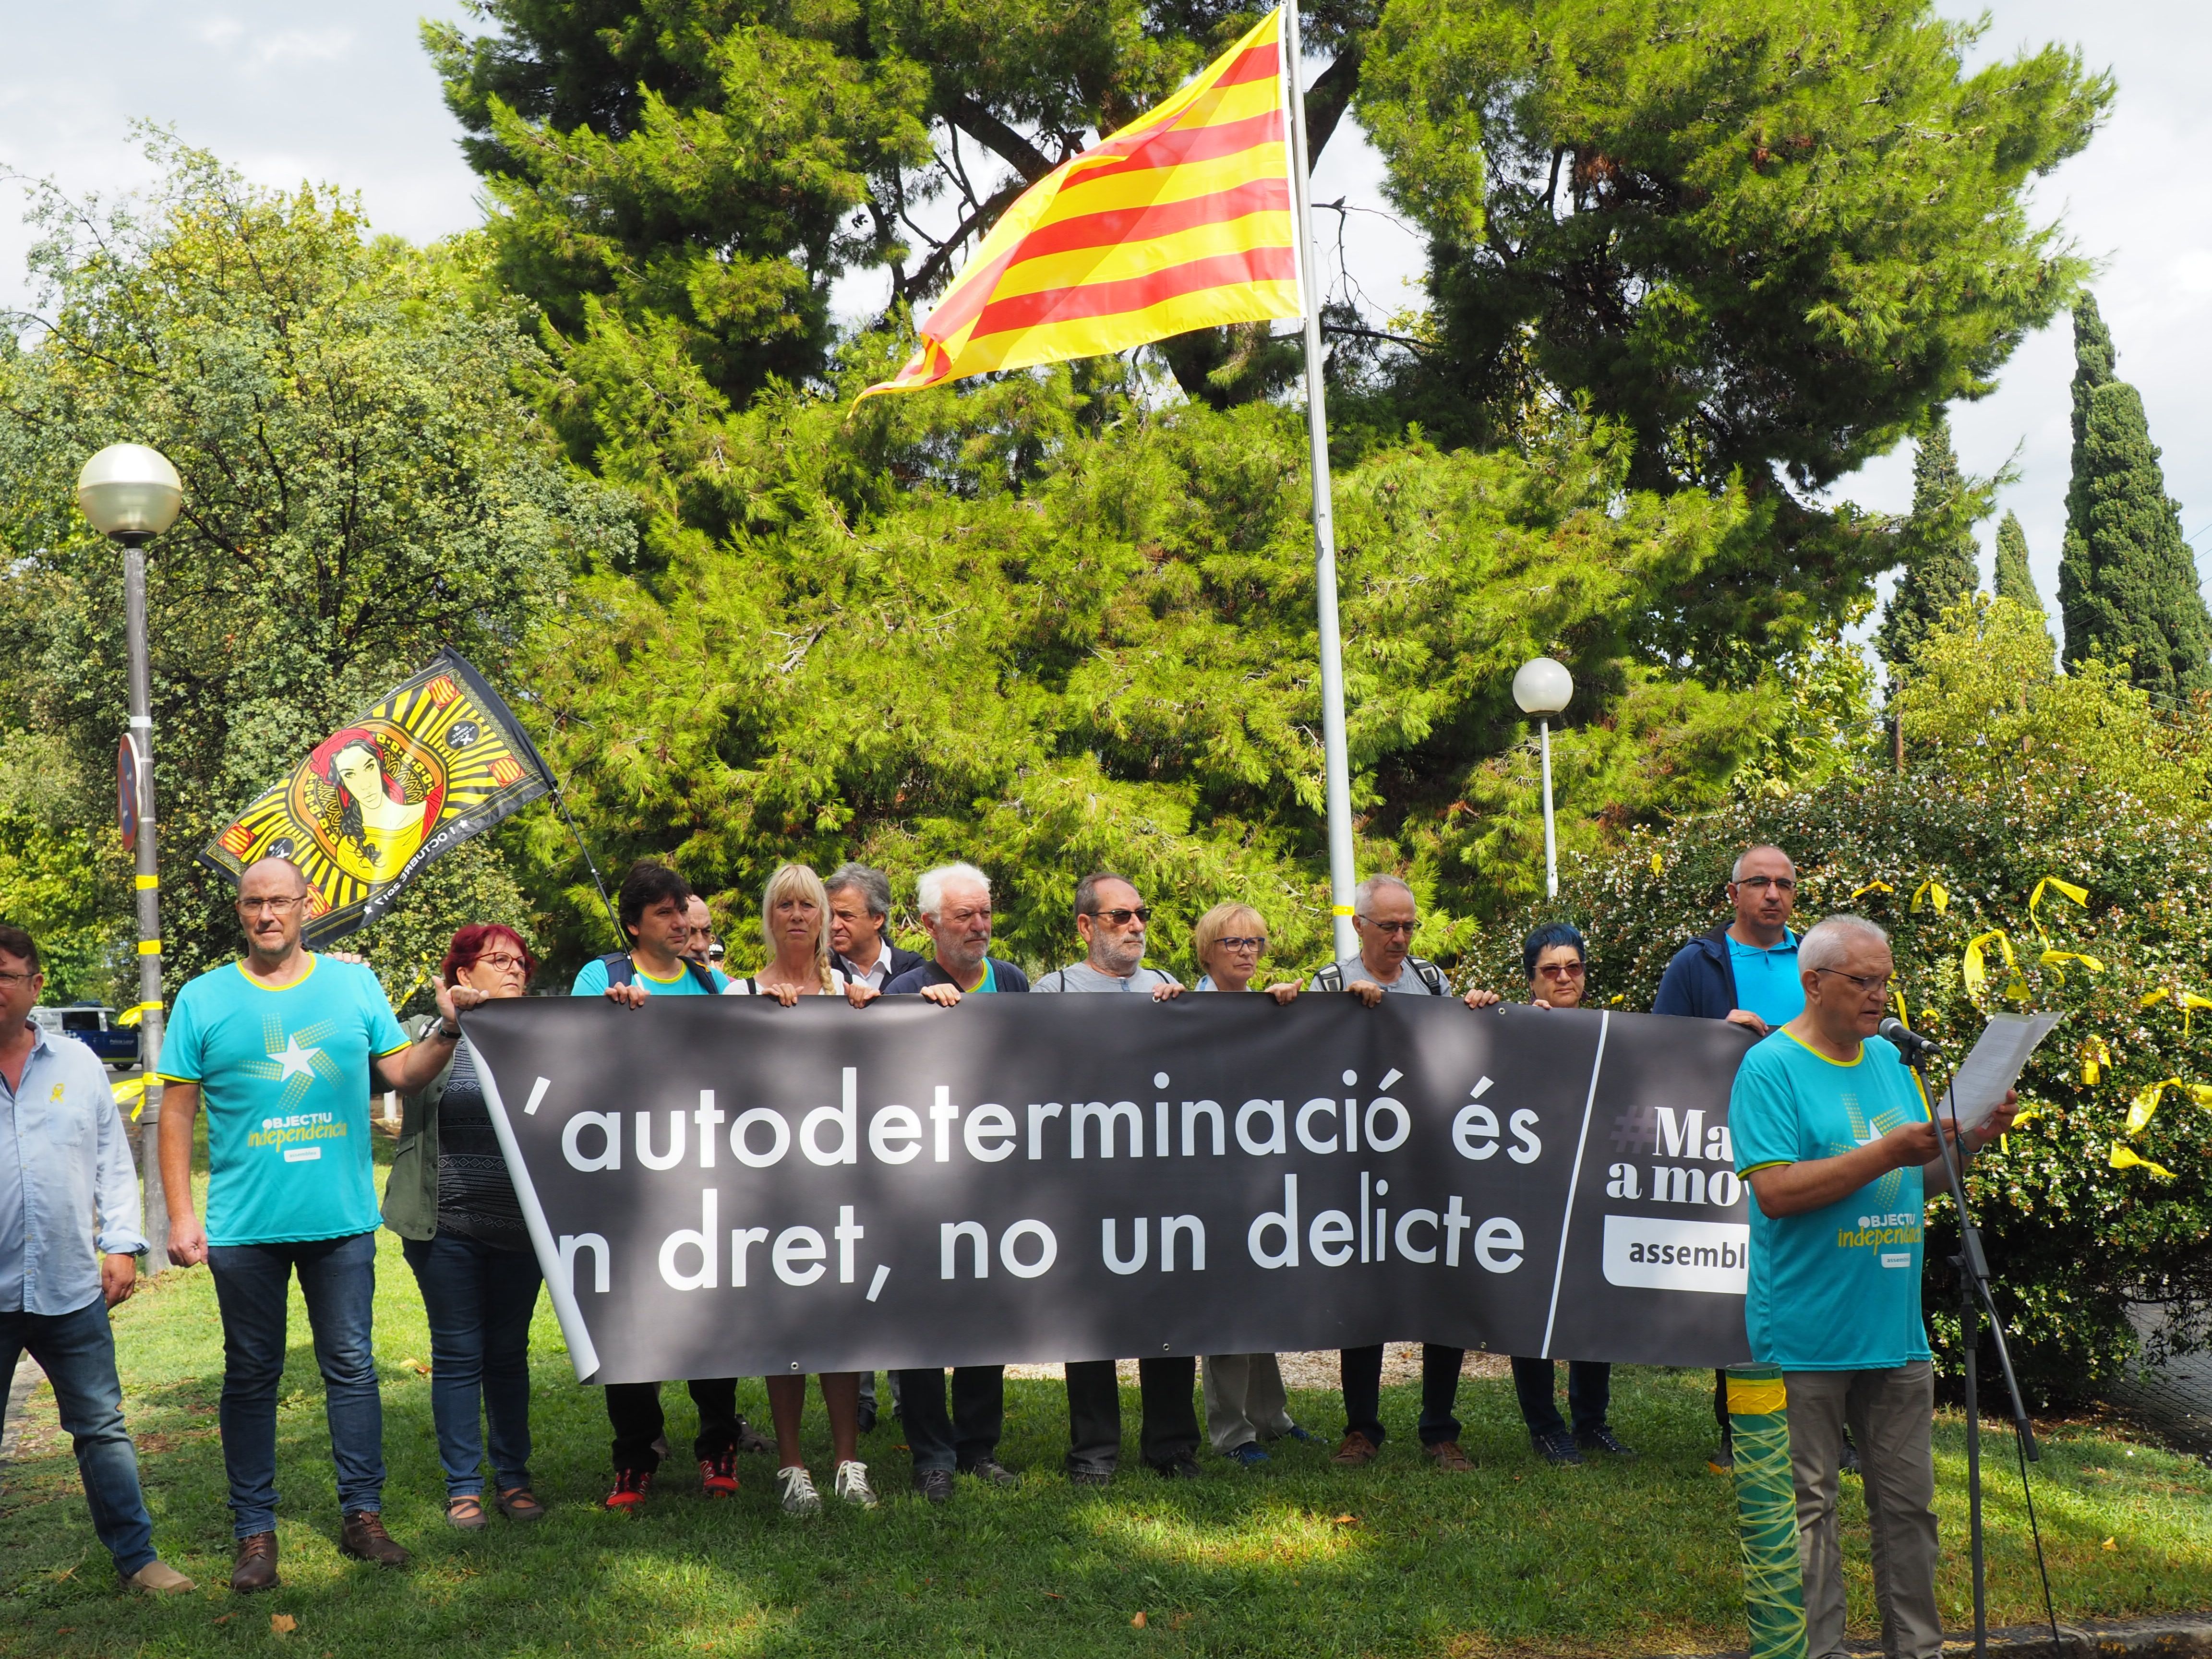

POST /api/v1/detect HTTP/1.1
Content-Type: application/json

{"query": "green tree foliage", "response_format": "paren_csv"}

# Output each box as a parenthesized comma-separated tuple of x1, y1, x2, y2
(1993, 508, 2044, 617)
(0, 730, 129, 1005)
(0, 142, 631, 998)
(518, 357, 1809, 978)
(1876, 412, 1988, 677)
(422, 1, 1378, 414)
(1352, 0, 2105, 669)
(2057, 296, 2212, 699)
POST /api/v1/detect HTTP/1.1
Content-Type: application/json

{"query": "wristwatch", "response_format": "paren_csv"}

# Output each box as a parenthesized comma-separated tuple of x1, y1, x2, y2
(436, 1018, 463, 1042)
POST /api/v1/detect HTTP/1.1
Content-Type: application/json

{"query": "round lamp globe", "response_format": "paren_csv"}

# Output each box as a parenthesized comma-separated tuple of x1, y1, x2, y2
(1512, 656, 1573, 717)
(77, 444, 183, 540)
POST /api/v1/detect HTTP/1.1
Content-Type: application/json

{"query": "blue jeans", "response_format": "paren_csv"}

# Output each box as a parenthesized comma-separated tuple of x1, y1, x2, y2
(206, 1231, 383, 1536)
(0, 1296, 156, 1576)
(401, 1233, 542, 1498)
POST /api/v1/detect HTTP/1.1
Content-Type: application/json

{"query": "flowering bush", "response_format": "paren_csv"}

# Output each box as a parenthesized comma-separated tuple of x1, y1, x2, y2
(1479, 771, 2212, 1405)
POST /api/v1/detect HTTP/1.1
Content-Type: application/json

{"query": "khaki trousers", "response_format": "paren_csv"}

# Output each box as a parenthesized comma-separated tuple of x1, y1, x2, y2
(1202, 1353, 1298, 1452)
(1783, 1361, 1943, 1659)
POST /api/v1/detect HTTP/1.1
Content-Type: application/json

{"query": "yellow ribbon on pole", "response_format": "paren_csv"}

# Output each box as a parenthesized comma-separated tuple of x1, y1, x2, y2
(111, 1077, 148, 1120)
(1910, 878, 1949, 914)
(2027, 875, 2089, 943)
(2110, 1144, 2175, 1179)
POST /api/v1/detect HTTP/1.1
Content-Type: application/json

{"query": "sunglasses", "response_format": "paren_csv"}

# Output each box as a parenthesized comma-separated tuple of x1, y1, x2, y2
(1087, 906, 1151, 926)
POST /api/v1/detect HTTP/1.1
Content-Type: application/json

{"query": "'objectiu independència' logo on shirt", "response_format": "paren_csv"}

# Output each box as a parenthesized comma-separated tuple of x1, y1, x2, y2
(1836, 1210, 1923, 1250)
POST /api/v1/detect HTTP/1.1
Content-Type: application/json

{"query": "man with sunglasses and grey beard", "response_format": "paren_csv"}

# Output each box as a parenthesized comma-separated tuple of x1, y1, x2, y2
(1034, 873, 1199, 1481)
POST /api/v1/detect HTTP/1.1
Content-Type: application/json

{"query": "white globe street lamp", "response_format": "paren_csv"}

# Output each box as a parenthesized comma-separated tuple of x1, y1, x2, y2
(77, 443, 185, 1274)
(1513, 657, 1574, 899)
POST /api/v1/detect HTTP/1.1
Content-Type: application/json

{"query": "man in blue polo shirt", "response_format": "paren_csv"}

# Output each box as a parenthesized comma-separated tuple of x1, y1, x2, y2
(159, 856, 491, 1591)
(1731, 914, 2015, 1659)
(1654, 841, 1802, 1466)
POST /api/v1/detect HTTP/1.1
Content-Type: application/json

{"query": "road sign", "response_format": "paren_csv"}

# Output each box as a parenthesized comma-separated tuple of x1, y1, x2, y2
(117, 733, 142, 853)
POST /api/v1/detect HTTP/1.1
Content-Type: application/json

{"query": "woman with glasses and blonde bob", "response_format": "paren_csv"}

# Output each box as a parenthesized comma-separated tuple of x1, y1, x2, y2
(1190, 902, 1312, 1464)
(383, 924, 551, 1530)
(722, 863, 878, 1513)
(1502, 921, 1636, 1466)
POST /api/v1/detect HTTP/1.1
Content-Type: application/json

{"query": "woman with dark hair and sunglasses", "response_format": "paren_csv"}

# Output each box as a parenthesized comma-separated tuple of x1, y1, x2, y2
(1503, 921, 1636, 1466)
(382, 924, 549, 1529)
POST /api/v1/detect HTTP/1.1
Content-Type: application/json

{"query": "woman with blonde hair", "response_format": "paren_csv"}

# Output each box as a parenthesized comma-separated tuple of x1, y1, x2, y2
(724, 863, 876, 1512)
(1190, 902, 1310, 1465)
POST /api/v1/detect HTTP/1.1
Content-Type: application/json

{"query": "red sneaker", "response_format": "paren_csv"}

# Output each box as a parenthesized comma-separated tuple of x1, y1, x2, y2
(605, 1467, 653, 1511)
(699, 1449, 740, 1499)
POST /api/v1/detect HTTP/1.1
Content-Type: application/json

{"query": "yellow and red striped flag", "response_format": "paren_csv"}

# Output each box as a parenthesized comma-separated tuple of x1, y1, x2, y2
(860, 9, 1300, 399)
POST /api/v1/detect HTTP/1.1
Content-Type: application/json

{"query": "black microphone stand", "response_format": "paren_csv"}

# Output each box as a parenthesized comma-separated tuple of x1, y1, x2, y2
(1907, 1040, 2040, 1659)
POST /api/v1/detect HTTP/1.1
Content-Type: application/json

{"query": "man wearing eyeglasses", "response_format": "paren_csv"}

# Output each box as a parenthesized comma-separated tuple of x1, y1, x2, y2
(1314, 874, 1490, 1471)
(1033, 872, 1201, 1482)
(1732, 914, 2015, 1659)
(156, 856, 491, 1590)
(1653, 842, 1805, 1470)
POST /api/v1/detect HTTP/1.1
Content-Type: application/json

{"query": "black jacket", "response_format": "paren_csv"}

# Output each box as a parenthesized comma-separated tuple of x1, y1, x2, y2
(1651, 924, 1741, 1020)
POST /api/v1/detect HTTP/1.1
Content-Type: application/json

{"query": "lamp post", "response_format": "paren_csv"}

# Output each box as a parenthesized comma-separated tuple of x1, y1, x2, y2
(77, 444, 184, 1274)
(1512, 657, 1574, 901)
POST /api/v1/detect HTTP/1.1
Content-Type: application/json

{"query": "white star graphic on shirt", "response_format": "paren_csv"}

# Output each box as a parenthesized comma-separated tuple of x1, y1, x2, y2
(269, 1034, 322, 1081)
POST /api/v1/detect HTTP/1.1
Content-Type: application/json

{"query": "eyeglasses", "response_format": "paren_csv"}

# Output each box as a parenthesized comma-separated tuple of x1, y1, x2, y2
(1087, 907, 1151, 926)
(237, 896, 306, 915)
(1535, 962, 1586, 979)
(1813, 967, 1893, 994)
(1731, 875, 1796, 891)
(0, 969, 37, 989)
(1358, 916, 1417, 936)
(1214, 936, 1266, 952)
(473, 951, 528, 974)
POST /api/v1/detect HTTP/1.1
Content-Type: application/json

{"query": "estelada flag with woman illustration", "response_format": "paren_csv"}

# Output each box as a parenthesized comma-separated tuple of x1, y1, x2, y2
(199, 651, 552, 944)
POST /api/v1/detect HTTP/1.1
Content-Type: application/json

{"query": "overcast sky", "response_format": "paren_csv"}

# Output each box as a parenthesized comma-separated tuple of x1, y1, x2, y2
(4, 1, 2203, 619)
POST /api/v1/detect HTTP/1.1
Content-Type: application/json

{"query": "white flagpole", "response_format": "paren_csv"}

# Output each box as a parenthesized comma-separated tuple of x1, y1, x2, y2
(1284, 0, 1359, 963)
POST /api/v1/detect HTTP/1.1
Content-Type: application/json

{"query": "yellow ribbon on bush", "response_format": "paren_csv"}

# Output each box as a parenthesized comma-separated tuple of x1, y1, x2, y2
(1911, 879, 1949, 915)
(1962, 929, 2026, 1001)
(2111, 1144, 2176, 1179)
(2126, 1078, 2212, 1135)
(2038, 949, 2105, 985)
(1850, 879, 1895, 902)
(2079, 1034, 2113, 1085)
(2140, 986, 2212, 1036)
(2027, 875, 2089, 943)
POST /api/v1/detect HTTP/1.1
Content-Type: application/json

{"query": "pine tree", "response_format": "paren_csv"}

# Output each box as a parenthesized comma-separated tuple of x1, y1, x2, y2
(1993, 511, 2044, 615)
(1878, 412, 1986, 676)
(2057, 295, 2212, 696)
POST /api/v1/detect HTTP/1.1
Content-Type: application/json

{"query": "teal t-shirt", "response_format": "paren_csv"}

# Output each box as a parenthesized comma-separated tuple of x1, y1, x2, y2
(1730, 1030, 1931, 1370)
(568, 957, 729, 997)
(159, 957, 410, 1247)
(1727, 930, 1804, 1027)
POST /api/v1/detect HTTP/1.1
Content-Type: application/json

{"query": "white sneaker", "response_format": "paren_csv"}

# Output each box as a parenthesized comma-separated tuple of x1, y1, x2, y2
(834, 1459, 878, 1509)
(776, 1465, 821, 1516)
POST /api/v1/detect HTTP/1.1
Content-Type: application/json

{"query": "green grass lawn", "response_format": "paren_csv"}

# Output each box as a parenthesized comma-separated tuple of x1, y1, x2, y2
(5, 1147, 2211, 1656)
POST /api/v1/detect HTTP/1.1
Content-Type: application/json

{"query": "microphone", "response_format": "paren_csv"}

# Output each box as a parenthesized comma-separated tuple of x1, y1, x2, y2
(1878, 1016, 1942, 1058)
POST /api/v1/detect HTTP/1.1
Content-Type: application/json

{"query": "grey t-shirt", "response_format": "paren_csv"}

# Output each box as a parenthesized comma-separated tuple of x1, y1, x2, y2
(1034, 962, 1181, 994)
(1315, 952, 1443, 994)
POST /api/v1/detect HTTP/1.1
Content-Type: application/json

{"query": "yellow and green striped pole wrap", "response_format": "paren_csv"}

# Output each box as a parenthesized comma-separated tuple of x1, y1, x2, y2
(1728, 1364, 1806, 1659)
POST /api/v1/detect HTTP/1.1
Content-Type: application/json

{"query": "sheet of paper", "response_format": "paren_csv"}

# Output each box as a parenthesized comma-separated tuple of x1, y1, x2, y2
(1933, 1011, 2063, 1137)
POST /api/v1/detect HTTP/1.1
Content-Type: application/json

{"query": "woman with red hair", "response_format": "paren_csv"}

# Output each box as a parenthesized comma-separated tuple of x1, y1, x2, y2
(382, 924, 547, 1530)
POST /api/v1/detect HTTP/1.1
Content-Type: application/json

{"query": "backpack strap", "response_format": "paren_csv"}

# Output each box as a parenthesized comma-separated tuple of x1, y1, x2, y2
(1411, 957, 1450, 996)
(1313, 962, 1345, 992)
(600, 951, 634, 988)
(684, 960, 717, 994)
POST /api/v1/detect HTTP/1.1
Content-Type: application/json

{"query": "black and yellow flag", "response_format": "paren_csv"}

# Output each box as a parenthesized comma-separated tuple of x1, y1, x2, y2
(199, 651, 551, 944)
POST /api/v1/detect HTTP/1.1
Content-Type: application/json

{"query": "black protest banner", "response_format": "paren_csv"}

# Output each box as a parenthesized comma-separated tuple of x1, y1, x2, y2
(461, 996, 1760, 1386)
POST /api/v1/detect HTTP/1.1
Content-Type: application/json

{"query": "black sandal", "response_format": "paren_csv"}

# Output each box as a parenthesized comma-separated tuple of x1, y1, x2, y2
(446, 1494, 489, 1531)
(495, 1487, 546, 1523)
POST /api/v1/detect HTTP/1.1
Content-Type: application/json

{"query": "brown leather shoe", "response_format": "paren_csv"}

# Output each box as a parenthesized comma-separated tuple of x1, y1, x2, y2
(338, 1510, 411, 1567)
(1330, 1431, 1379, 1467)
(230, 1531, 280, 1594)
(1424, 1440, 1475, 1472)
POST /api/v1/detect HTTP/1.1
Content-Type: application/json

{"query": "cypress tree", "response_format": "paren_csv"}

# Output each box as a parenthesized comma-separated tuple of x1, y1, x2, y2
(2057, 294, 2212, 696)
(1993, 511, 2044, 615)
(1878, 411, 1985, 676)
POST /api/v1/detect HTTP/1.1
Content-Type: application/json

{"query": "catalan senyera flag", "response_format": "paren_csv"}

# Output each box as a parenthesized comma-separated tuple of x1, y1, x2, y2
(199, 650, 553, 946)
(861, 8, 1300, 398)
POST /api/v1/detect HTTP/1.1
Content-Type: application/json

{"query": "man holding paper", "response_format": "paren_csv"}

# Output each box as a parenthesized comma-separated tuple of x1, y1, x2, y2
(1731, 914, 2016, 1659)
